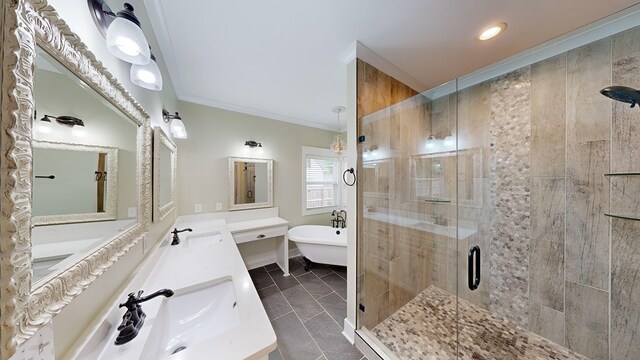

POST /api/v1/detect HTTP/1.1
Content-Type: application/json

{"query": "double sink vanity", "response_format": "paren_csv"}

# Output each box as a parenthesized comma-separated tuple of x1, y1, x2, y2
(72, 209, 288, 360)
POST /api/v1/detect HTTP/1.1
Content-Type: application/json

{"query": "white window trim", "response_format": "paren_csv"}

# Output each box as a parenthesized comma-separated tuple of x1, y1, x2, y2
(302, 146, 345, 216)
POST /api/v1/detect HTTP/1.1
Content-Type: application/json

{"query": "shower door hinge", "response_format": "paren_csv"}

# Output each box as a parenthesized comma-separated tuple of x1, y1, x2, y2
(359, 303, 365, 312)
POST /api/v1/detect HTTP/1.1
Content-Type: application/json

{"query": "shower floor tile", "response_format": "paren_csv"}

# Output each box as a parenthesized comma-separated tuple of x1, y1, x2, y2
(372, 286, 587, 360)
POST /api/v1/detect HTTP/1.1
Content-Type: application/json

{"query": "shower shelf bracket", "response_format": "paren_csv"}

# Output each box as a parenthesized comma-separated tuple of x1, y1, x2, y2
(604, 213, 640, 221)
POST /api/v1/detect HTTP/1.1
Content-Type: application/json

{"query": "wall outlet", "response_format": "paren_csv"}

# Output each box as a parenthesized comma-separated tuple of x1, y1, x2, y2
(128, 207, 137, 218)
(194, 204, 202, 213)
(216, 202, 223, 211)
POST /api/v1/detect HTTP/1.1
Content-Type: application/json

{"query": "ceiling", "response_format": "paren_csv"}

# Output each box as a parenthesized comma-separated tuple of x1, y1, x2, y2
(144, 0, 640, 130)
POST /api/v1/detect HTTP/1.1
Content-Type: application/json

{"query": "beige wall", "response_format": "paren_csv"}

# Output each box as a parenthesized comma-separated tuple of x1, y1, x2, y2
(175, 100, 338, 228)
(43, 0, 179, 357)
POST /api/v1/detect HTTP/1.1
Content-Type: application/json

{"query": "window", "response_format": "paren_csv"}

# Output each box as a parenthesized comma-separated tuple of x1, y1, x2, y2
(302, 147, 344, 215)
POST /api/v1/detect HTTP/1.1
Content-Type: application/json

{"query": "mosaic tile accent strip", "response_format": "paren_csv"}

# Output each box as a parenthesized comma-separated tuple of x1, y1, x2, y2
(488, 67, 532, 327)
(372, 286, 587, 360)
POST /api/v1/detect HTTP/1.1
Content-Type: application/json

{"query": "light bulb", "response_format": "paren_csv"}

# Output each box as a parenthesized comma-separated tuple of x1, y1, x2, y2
(115, 36, 141, 56)
(478, 23, 507, 41)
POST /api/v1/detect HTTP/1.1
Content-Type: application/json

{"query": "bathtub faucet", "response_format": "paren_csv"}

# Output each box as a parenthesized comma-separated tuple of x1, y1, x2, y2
(331, 210, 346, 229)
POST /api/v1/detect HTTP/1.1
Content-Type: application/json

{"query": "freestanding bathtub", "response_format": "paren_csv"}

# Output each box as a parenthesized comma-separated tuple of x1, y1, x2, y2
(288, 225, 347, 268)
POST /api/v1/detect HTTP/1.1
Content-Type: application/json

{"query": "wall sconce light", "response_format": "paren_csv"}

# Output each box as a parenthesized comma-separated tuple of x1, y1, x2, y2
(163, 109, 187, 139)
(130, 51, 162, 91)
(245, 140, 264, 154)
(89, 0, 150, 64)
(41, 114, 85, 128)
(89, 0, 163, 90)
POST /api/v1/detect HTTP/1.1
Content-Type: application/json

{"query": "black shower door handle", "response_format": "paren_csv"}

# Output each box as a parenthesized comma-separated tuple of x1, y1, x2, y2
(468, 245, 481, 291)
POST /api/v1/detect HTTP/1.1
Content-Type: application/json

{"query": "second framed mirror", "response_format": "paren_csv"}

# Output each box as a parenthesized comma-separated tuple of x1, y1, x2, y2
(153, 127, 177, 222)
(228, 157, 273, 210)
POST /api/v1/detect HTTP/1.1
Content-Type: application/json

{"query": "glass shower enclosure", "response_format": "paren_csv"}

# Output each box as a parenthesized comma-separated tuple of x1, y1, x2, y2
(356, 23, 640, 360)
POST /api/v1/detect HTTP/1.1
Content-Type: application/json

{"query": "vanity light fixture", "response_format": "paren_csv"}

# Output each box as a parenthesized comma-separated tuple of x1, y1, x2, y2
(89, 0, 163, 91)
(330, 106, 346, 154)
(478, 22, 507, 41)
(88, 0, 151, 64)
(130, 51, 163, 91)
(163, 109, 188, 139)
(245, 140, 264, 154)
(244, 140, 262, 148)
(41, 114, 85, 128)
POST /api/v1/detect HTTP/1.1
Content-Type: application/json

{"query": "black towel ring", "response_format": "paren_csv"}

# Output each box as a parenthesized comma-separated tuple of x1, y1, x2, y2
(343, 168, 356, 186)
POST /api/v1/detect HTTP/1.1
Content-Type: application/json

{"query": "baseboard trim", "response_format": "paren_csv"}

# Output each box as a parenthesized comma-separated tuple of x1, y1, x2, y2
(245, 248, 301, 270)
(342, 318, 355, 344)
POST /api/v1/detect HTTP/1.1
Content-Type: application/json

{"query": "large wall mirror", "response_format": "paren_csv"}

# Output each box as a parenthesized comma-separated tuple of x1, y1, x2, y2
(228, 157, 273, 210)
(1, 1, 151, 356)
(153, 127, 177, 222)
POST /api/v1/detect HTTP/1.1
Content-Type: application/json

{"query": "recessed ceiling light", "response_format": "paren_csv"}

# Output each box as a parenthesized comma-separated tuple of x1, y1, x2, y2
(478, 22, 507, 41)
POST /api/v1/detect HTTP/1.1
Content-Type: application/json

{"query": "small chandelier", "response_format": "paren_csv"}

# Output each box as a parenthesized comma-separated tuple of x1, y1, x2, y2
(330, 106, 346, 154)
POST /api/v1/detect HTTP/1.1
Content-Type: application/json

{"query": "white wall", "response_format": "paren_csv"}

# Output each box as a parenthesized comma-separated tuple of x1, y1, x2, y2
(42, 1, 179, 357)
(176, 100, 338, 228)
(345, 59, 357, 339)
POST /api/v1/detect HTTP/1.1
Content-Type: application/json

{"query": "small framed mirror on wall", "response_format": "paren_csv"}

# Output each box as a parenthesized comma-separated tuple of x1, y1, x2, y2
(228, 157, 273, 210)
(153, 127, 177, 222)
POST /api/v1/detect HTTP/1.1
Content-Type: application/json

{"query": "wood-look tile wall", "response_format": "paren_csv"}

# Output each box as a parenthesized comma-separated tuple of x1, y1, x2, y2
(356, 59, 432, 329)
(357, 25, 640, 360)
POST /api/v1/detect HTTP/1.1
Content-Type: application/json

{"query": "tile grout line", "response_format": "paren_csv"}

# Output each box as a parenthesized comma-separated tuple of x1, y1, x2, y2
(265, 265, 328, 360)
(295, 270, 360, 357)
(281, 263, 360, 357)
(261, 263, 357, 358)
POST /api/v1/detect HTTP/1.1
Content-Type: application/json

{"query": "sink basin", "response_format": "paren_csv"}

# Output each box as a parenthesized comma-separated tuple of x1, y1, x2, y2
(182, 232, 224, 249)
(141, 278, 241, 359)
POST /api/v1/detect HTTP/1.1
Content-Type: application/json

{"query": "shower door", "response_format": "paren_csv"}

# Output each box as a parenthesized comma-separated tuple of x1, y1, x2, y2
(355, 60, 462, 359)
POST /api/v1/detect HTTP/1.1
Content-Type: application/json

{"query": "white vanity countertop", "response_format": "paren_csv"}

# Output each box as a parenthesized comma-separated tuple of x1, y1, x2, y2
(227, 217, 289, 233)
(73, 218, 276, 360)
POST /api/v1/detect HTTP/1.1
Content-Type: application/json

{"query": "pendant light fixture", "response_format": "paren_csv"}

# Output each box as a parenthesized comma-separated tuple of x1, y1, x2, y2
(130, 52, 163, 91)
(105, 3, 150, 65)
(330, 106, 346, 154)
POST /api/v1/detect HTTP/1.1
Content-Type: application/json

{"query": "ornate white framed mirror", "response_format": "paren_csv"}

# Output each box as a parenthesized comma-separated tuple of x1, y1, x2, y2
(153, 127, 177, 222)
(0, 1, 151, 357)
(228, 157, 274, 210)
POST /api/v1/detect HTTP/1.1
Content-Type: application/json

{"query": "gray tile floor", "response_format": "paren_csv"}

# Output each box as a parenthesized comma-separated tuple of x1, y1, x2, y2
(249, 257, 365, 360)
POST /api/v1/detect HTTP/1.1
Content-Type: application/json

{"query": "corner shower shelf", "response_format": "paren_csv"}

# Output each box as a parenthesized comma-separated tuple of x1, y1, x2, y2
(604, 213, 640, 221)
(604, 172, 640, 176)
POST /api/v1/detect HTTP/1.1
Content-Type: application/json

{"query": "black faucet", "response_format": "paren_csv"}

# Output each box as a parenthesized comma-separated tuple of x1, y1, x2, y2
(115, 289, 174, 345)
(331, 210, 347, 229)
(171, 228, 193, 245)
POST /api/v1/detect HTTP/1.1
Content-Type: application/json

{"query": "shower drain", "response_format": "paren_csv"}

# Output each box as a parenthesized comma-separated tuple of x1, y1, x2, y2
(171, 345, 188, 355)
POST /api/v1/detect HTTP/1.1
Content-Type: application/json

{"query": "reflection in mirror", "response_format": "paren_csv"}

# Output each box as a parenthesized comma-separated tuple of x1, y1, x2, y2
(153, 127, 176, 222)
(159, 145, 172, 205)
(32, 46, 138, 286)
(228, 157, 273, 210)
(411, 148, 482, 205)
(234, 161, 269, 204)
(32, 141, 117, 218)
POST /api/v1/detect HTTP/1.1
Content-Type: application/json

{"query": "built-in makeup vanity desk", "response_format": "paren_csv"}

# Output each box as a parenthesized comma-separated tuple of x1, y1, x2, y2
(228, 217, 289, 275)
